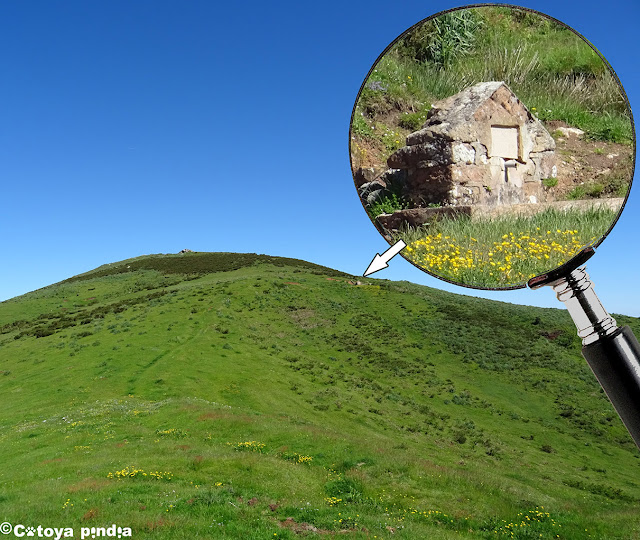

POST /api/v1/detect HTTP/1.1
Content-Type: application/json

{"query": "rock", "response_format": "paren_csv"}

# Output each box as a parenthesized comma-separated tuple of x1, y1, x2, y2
(358, 180, 386, 206)
(353, 166, 386, 188)
(387, 139, 451, 168)
(406, 166, 454, 206)
(555, 126, 585, 138)
(471, 141, 489, 165)
(452, 142, 475, 164)
(530, 150, 557, 179)
(366, 81, 388, 92)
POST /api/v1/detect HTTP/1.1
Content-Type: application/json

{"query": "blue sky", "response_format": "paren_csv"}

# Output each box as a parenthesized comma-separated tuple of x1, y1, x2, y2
(1, 0, 637, 317)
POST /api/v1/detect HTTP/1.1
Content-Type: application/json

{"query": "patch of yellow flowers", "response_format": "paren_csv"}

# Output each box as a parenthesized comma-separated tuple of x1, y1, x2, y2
(107, 465, 173, 481)
(405, 228, 594, 285)
(492, 507, 558, 536)
(155, 428, 187, 438)
(284, 452, 313, 464)
(230, 440, 266, 452)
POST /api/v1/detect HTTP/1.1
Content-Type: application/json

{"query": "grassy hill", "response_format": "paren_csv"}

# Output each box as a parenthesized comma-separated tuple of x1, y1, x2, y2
(1, 252, 639, 539)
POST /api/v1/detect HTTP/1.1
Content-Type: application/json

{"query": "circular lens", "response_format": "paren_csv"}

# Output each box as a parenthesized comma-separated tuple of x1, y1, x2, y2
(350, 5, 635, 290)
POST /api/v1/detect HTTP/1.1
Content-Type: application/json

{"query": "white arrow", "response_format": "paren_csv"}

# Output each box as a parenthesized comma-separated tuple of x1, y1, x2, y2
(363, 240, 407, 277)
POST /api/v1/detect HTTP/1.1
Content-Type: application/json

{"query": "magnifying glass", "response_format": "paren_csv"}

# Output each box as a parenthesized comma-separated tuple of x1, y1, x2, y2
(350, 5, 639, 446)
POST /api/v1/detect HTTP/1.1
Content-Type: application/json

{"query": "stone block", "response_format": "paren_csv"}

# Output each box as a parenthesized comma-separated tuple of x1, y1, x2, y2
(531, 151, 557, 180)
(471, 142, 489, 165)
(407, 167, 453, 206)
(353, 166, 385, 188)
(387, 139, 451, 169)
(452, 142, 475, 164)
(449, 164, 492, 185)
(490, 126, 519, 159)
(524, 181, 545, 203)
(506, 166, 523, 189)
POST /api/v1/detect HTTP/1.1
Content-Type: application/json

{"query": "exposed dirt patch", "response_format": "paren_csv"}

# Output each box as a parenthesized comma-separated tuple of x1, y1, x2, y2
(279, 518, 322, 534)
(351, 136, 387, 169)
(67, 478, 110, 493)
(82, 508, 99, 521)
(197, 411, 253, 423)
(418, 459, 450, 472)
(197, 412, 223, 421)
(288, 308, 326, 329)
(351, 108, 416, 169)
(279, 517, 363, 535)
(544, 120, 633, 200)
(40, 458, 64, 465)
(541, 329, 563, 341)
(142, 519, 168, 532)
(179, 404, 202, 411)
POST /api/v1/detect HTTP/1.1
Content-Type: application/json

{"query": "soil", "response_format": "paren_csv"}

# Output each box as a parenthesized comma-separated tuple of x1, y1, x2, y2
(543, 120, 633, 200)
(350, 109, 412, 170)
(278, 517, 359, 535)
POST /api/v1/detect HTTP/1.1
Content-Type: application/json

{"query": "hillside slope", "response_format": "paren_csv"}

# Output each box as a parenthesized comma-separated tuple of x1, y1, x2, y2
(0, 252, 639, 539)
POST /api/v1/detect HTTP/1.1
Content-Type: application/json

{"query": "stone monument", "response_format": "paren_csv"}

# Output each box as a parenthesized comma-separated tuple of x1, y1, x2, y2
(387, 81, 557, 209)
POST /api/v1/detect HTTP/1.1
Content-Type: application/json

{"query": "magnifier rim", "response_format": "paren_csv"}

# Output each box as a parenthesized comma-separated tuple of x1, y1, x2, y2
(348, 3, 636, 291)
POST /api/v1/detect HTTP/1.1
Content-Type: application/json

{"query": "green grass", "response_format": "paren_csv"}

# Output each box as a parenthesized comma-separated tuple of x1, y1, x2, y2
(1, 252, 639, 538)
(567, 172, 630, 200)
(398, 107, 431, 131)
(368, 192, 408, 218)
(397, 206, 618, 288)
(352, 111, 375, 138)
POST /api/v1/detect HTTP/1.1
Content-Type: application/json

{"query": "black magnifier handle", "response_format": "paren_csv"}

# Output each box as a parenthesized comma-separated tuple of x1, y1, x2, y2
(543, 266, 640, 449)
(582, 326, 640, 447)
